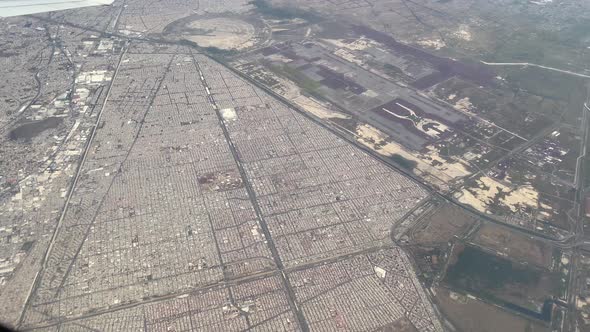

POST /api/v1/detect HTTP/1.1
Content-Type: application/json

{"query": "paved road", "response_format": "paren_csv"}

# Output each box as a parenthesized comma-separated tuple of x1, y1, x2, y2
(458, 122, 561, 188)
(481, 61, 590, 79)
(195, 60, 310, 332)
(563, 88, 590, 331)
(16, 42, 129, 328)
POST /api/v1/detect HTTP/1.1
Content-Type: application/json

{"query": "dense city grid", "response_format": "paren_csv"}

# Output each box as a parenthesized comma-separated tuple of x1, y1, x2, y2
(13, 45, 440, 331)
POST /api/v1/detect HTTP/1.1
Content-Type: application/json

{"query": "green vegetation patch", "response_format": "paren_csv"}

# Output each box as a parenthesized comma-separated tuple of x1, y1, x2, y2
(502, 66, 585, 102)
(267, 63, 321, 94)
(487, 27, 590, 70)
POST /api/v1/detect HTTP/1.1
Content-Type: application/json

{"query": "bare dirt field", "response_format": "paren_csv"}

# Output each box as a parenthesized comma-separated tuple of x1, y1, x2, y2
(164, 15, 262, 50)
(185, 18, 256, 50)
(411, 203, 478, 245)
(435, 287, 550, 332)
(472, 223, 555, 268)
(385, 317, 419, 332)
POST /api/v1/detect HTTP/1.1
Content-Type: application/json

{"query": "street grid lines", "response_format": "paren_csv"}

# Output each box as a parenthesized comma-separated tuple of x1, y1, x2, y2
(16, 42, 442, 332)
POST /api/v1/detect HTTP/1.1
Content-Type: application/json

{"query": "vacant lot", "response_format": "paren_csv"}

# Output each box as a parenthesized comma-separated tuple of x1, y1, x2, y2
(411, 204, 478, 245)
(435, 287, 550, 332)
(472, 223, 555, 268)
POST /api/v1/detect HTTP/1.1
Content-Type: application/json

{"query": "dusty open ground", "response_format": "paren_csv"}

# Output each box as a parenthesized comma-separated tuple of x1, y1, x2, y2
(185, 18, 256, 50)
(411, 204, 478, 245)
(434, 287, 550, 332)
(164, 15, 263, 50)
(472, 223, 555, 268)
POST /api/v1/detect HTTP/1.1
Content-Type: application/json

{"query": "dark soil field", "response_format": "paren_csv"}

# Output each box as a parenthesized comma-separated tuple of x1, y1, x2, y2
(9, 117, 63, 141)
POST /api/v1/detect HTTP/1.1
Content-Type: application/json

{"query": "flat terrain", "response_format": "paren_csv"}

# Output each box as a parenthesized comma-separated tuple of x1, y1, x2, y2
(0, 5, 442, 328)
(435, 287, 550, 332)
(472, 223, 556, 268)
(1, 0, 589, 330)
(444, 245, 559, 314)
(411, 203, 478, 245)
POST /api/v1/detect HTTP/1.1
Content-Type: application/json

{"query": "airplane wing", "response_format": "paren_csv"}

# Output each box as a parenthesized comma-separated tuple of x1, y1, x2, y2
(0, 0, 114, 17)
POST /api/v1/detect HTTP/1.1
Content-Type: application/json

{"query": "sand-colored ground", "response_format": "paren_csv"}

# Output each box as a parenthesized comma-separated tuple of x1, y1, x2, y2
(458, 176, 539, 214)
(451, 96, 475, 113)
(452, 24, 473, 41)
(257, 66, 351, 121)
(185, 18, 255, 50)
(321, 37, 375, 51)
(251, 62, 472, 190)
(417, 38, 446, 50)
(435, 287, 549, 332)
(354, 124, 471, 188)
(333, 48, 365, 66)
(292, 95, 350, 120)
